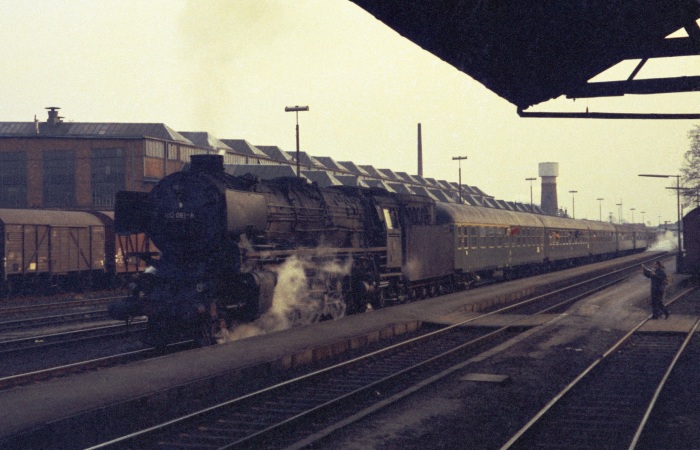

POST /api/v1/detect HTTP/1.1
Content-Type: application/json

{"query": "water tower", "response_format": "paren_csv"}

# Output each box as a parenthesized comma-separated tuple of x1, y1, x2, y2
(539, 162, 559, 215)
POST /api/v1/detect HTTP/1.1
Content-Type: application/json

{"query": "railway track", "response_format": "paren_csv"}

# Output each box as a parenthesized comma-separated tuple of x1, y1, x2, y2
(0, 293, 125, 315)
(87, 254, 668, 449)
(501, 287, 700, 449)
(0, 319, 147, 354)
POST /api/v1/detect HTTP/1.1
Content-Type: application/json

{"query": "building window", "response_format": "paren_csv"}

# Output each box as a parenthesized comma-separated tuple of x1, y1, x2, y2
(0, 152, 27, 207)
(92, 148, 125, 207)
(43, 150, 76, 207)
(145, 140, 165, 158)
(167, 143, 178, 160)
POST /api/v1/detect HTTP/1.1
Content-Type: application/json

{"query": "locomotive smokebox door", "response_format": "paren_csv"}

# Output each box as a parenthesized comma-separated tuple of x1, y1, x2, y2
(115, 191, 151, 234)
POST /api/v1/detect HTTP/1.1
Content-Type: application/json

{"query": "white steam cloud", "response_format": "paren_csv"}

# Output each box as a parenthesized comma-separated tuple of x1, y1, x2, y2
(647, 230, 678, 252)
(221, 255, 353, 343)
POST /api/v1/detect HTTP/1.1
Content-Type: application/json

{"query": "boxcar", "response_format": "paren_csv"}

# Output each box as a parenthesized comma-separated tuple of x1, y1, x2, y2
(0, 209, 106, 293)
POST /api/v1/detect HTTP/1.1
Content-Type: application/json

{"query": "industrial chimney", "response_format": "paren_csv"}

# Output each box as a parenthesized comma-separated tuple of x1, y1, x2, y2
(539, 162, 559, 216)
(46, 106, 63, 125)
(417, 123, 423, 177)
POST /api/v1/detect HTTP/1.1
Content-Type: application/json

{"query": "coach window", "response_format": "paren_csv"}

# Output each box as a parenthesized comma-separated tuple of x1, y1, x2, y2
(92, 148, 125, 208)
(43, 150, 76, 207)
(0, 151, 27, 208)
(497, 228, 504, 247)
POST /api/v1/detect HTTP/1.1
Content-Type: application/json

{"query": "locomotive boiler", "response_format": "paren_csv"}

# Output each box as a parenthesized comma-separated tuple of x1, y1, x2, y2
(108, 154, 446, 346)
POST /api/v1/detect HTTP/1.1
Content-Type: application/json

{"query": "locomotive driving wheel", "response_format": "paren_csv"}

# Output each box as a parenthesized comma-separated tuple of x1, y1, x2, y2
(321, 278, 346, 320)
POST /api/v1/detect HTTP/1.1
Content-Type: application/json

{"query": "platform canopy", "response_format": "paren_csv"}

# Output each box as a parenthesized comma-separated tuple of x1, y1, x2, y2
(351, 1, 700, 118)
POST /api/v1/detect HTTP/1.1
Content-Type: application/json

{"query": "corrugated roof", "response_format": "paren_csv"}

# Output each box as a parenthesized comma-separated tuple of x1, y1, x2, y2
(429, 189, 454, 203)
(220, 139, 269, 158)
(378, 168, 401, 181)
(411, 186, 440, 201)
(315, 156, 349, 172)
(0, 121, 194, 143)
(179, 132, 232, 151)
(358, 165, 382, 177)
(285, 151, 326, 169)
(388, 183, 415, 194)
(393, 171, 412, 182)
(335, 175, 369, 188)
(364, 179, 396, 192)
(339, 162, 370, 176)
(301, 170, 343, 187)
(223, 164, 302, 180)
(256, 145, 295, 162)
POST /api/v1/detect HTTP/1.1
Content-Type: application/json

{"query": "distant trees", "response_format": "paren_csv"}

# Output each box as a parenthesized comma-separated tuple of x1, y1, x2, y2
(681, 124, 700, 209)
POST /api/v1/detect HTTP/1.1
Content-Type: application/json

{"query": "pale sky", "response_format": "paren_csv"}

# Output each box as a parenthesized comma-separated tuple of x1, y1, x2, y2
(1, 0, 699, 224)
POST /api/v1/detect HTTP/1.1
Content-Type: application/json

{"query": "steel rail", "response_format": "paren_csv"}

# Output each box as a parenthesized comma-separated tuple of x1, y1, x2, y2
(0, 339, 194, 390)
(0, 320, 147, 353)
(499, 286, 699, 449)
(0, 295, 125, 315)
(628, 317, 700, 449)
(86, 255, 661, 449)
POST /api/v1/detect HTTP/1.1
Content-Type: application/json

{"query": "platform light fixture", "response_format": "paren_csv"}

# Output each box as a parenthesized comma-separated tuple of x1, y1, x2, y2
(630, 207, 636, 223)
(639, 174, 682, 270)
(596, 198, 604, 222)
(285, 105, 309, 177)
(526, 177, 537, 210)
(452, 156, 468, 203)
(568, 190, 578, 219)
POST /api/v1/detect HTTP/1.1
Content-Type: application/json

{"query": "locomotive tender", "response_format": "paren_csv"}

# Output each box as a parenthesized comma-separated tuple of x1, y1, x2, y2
(109, 154, 654, 346)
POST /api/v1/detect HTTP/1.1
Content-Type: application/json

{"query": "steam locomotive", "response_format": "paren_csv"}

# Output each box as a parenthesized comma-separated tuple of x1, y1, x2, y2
(109, 154, 654, 346)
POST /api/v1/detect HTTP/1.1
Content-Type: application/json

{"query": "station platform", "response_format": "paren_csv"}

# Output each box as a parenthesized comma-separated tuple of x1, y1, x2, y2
(0, 252, 675, 448)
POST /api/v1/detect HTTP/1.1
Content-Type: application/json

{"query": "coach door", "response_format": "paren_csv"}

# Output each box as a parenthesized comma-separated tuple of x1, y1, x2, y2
(382, 208, 402, 268)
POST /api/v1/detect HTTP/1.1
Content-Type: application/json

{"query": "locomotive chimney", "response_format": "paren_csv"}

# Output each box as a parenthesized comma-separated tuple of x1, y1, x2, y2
(539, 162, 559, 216)
(190, 154, 224, 173)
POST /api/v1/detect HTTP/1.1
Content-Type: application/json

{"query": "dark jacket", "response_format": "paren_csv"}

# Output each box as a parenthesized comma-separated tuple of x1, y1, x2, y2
(643, 266, 667, 293)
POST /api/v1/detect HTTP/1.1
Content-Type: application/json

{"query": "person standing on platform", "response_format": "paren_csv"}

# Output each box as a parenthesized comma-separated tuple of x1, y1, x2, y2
(642, 261, 670, 319)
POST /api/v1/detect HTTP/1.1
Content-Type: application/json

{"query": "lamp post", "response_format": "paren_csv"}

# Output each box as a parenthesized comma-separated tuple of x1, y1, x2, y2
(630, 207, 636, 223)
(526, 177, 537, 210)
(639, 173, 682, 271)
(616, 201, 623, 223)
(285, 105, 309, 177)
(568, 190, 578, 219)
(452, 156, 468, 203)
(597, 197, 604, 222)
(641, 211, 646, 225)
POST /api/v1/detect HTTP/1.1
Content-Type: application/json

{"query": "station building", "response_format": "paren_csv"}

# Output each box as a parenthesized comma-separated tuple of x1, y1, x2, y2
(0, 107, 536, 213)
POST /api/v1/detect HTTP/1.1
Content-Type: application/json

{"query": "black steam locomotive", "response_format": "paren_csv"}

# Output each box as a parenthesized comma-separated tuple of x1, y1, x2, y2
(109, 154, 653, 346)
